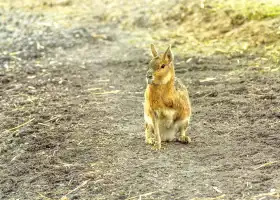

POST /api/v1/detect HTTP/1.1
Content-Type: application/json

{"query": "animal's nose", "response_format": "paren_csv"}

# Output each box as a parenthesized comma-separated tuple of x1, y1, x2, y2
(146, 71, 153, 78)
(146, 74, 152, 79)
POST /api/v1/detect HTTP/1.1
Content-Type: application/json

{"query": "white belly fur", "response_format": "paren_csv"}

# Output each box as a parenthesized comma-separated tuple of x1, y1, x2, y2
(159, 123, 177, 141)
(144, 109, 189, 142)
(159, 118, 189, 141)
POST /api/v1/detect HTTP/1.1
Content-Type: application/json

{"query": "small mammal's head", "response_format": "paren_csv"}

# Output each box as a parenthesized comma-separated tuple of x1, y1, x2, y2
(146, 44, 174, 85)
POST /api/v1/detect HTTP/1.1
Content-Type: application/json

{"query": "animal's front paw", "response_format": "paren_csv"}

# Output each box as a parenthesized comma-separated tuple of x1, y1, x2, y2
(179, 135, 191, 144)
(152, 142, 162, 150)
(145, 137, 155, 145)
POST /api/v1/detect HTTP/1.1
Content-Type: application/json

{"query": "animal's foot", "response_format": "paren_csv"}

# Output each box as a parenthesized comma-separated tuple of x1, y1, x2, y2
(145, 137, 155, 145)
(152, 142, 162, 150)
(178, 135, 191, 144)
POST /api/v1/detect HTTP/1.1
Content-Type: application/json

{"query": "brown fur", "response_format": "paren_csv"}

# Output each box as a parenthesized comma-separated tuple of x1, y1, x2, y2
(144, 44, 192, 150)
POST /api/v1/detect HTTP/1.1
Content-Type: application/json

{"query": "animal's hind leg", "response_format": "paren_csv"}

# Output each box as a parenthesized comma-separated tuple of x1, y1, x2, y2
(145, 123, 154, 145)
(178, 120, 191, 144)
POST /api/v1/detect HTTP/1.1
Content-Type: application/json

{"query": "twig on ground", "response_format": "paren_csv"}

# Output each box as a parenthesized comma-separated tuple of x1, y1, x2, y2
(254, 161, 279, 170)
(126, 191, 164, 200)
(87, 87, 102, 91)
(10, 153, 21, 162)
(253, 189, 280, 199)
(213, 186, 223, 193)
(6, 118, 35, 132)
(63, 179, 89, 197)
(92, 90, 120, 95)
(191, 194, 226, 200)
(45, 116, 60, 123)
(38, 193, 52, 200)
(38, 123, 50, 127)
(96, 79, 110, 82)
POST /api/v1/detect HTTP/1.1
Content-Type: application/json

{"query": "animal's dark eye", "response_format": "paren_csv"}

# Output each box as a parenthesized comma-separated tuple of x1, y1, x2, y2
(161, 64, 166, 69)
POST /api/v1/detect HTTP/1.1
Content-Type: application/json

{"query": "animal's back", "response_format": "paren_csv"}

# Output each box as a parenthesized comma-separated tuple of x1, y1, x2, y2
(175, 77, 190, 101)
(173, 77, 191, 117)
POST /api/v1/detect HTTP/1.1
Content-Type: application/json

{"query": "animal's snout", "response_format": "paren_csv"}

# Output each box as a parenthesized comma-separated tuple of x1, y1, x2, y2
(146, 70, 153, 78)
(146, 71, 153, 84)
(146, 74, 152, 79)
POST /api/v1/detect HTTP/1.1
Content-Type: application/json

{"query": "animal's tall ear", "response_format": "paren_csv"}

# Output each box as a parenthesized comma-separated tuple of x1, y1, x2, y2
(151, 44, 158, 57)
(163, 45, 174, 63)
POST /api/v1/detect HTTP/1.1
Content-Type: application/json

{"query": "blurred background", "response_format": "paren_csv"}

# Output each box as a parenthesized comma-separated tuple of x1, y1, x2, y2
(1, 0, 280, 67)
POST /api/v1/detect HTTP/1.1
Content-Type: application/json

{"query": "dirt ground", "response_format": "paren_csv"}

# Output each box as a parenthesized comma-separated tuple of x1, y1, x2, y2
(0, 3, 280, 200)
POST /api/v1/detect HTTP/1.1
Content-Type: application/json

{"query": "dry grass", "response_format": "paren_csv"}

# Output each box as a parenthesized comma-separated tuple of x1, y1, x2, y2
(5, 118, 35, 133)
(2, 0, 280, 64)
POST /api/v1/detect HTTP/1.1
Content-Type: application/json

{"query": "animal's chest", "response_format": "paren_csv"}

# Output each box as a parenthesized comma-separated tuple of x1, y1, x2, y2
(155, 109, 176, 120)
(149, 93, 174, 110)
